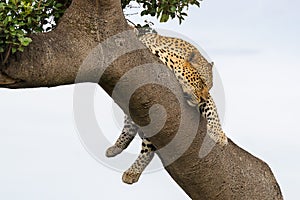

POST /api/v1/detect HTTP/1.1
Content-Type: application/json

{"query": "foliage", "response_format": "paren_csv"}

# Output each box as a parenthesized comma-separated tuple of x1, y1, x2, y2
(0, 0, 201, 64)
(122, 0, 201, 23)
(0, 0, 71, 64)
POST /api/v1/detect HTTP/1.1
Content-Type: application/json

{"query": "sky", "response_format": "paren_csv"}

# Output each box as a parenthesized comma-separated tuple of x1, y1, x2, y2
(1, 0, 300, 199)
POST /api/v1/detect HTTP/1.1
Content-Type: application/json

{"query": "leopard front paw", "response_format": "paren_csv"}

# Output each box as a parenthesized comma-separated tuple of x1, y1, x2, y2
(122, 170, 142, 184)
(105, 145, 123, 157)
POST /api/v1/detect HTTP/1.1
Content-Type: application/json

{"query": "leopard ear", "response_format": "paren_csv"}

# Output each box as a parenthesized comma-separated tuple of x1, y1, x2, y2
(187, 50, 200, 65)
(187, 50, 214, 68)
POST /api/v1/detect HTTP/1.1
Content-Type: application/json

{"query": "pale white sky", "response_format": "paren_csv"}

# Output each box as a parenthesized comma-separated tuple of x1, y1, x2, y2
(1, 0, 299, 199)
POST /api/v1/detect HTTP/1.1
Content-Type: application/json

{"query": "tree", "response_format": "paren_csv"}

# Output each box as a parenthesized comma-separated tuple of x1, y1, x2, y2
(0, 0, 283, 199)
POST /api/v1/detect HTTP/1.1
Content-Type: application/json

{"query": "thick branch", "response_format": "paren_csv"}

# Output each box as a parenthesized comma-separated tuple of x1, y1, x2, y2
(0, 0, 127, 88)
(0, 0, 283, 199)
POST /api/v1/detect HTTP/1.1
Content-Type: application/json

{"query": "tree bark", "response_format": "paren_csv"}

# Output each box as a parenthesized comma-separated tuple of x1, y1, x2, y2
(0, 0, 283, 199)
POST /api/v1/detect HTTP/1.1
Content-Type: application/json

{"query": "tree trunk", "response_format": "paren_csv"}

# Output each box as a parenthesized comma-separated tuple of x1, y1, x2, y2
(0, 0, 283, 199)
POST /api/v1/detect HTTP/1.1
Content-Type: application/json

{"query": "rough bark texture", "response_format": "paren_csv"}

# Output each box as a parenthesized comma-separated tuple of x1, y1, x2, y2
(0, 0, 283, 199)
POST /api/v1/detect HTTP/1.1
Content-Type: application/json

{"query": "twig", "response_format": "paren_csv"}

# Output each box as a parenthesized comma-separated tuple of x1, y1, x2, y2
(2, 44, 12, 65)
(37, 0, 43, 9)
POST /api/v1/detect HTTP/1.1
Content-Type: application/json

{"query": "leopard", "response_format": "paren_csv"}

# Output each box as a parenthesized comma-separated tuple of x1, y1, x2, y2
(106, 33, 228, 184)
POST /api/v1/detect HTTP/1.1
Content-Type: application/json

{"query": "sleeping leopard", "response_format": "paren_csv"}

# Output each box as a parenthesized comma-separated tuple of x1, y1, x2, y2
(106, 33, 228, 184)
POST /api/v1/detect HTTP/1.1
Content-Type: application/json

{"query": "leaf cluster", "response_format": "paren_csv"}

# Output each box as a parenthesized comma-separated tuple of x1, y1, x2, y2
(122, 0, 201, 23)
(0, 0, 70, 64)
(1, 0, 201, 65)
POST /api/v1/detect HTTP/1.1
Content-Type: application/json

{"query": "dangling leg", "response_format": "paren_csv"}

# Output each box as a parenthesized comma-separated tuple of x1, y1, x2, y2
(122, 138, 156, 184)
(106, 115, 139, 157)
(199, 93, 228, 146)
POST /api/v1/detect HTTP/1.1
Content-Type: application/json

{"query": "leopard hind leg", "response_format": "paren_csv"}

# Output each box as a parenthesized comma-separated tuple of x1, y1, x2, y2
(122, 138, 156, 184)
(106, 115, 139, 157)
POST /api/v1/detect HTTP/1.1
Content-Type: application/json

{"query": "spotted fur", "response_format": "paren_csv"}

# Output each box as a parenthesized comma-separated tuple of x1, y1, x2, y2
(122, 138, 155, 184)
(106, 33, 227, 184)
(106, 115, 139, 157)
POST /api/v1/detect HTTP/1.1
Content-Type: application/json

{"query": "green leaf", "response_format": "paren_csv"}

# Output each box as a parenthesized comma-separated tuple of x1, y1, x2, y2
(11, 47, 17, 54)
(11, 0, 17, 5)
(21, 37, 32, 46)
(9, 26, 15, 32)
(170, 6, 176, 12)
(56, 3, 63, 8)
(18, 46, 24, 52)
(141, 10, 148, 16)
(160, 14, 169, 23)
(7, 16, 12, 22)
(0, 3, 5, 9)
(18, 37, 24, 43)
